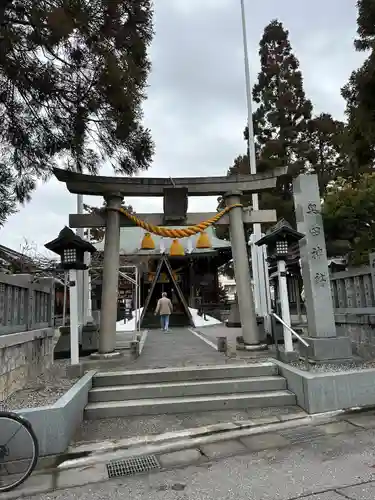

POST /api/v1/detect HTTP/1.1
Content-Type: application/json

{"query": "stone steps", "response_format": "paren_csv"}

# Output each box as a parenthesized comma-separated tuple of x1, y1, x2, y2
(85, 391, 296, 419)
(91, 362, 278, 386)
(88, 375, 287, 402)
(84, 362, 296, 420)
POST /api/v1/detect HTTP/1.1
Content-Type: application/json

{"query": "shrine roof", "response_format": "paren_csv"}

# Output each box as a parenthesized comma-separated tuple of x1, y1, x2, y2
(94, 226, 231, 256)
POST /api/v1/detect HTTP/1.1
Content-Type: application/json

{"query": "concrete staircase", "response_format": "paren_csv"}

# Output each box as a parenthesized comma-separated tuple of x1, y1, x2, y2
(84, 362, 296, 420)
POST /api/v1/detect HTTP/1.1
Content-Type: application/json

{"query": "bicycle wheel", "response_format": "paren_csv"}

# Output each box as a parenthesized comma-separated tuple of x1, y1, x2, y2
(0, 411, 39, 493)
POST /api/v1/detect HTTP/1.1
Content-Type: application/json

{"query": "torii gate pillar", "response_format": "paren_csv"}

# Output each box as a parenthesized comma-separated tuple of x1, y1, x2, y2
(92, 193, 123, 357)
(225, 191, 266, 349)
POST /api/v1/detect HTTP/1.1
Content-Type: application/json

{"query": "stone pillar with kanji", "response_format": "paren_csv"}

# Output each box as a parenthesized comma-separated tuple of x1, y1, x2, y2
(293, 174, 352, 362)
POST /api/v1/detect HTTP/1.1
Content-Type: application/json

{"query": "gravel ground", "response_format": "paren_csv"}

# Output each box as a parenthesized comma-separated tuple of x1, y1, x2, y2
(291, 359, 375, 372)
(197, 326, 375, 373)
(1, 360, 79, 411)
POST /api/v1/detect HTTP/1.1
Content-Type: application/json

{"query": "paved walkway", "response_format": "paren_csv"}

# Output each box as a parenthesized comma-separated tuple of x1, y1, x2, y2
(195, 325, 278, 361)
(10, 410, 375, 500)
(113, 325, 276, 370)
(129, 327, 236, 369)
(197, 324, 241, 343)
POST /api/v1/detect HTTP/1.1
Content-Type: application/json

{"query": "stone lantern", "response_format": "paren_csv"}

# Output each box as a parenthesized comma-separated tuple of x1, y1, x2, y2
(45, 227, 96, 365)
(45, 226, 96, 270)
(256, 219, 304, 353)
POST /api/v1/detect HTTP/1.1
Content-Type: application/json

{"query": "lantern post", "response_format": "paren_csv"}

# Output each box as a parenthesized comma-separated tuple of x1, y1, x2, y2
(256, 220, 304, 353)
(45, 227, 97, 365)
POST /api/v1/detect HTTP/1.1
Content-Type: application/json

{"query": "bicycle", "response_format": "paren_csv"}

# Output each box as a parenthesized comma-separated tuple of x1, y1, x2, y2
(0, 411, 39, 493)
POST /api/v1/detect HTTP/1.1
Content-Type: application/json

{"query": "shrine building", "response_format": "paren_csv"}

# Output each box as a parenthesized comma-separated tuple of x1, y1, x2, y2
(93, 225, 232, 329)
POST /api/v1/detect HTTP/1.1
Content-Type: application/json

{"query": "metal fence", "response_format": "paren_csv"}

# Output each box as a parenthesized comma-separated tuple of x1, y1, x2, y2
(0, 273, 55, 335)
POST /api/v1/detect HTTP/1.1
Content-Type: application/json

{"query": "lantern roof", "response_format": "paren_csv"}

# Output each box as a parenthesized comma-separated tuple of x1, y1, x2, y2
(255, 219, 304, 247)
(44, 226, 97, 256)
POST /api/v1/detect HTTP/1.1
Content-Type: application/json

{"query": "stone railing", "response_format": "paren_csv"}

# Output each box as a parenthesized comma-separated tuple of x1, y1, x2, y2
(0, 273, 55, 335)
(330, 266, 375, 313)
(0, 274, 56, 401)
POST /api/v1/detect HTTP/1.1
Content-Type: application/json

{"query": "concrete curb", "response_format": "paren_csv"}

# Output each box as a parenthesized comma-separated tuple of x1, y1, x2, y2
(59, 409, 345, 471)
(69, 413, 308, 456)
(273, 358, 375, 413)
(3, 406, 375, 500)
(71, 403, 375, 460)
(15, 371, 95, 456)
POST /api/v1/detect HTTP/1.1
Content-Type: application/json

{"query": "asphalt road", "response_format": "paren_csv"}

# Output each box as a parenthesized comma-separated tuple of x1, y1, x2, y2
(21, 426, 375, 500)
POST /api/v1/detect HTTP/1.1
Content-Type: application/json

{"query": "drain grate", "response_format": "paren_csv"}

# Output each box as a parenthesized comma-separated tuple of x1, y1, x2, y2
(279, 426, 325, 444)
(106, 455, 160, 478)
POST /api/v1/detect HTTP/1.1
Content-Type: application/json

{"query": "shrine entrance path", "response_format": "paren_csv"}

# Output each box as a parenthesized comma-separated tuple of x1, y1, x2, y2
(129, 327, 239, 370)
(75, 327, 302, 445)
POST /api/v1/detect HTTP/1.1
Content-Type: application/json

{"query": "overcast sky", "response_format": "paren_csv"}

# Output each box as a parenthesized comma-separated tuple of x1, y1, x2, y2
(0, 0, 365, 254)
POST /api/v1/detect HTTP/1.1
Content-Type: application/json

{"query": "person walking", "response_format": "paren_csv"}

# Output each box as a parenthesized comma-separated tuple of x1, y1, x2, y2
(155, 292, 173, 332)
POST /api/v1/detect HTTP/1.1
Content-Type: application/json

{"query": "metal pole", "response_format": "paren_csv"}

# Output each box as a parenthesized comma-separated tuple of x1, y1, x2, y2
(240, 0, 268, 320)
(240, 0, 257, 184)
(134, 267, 137, 331)
(295, 276, 303, 324)
(277, 260, 293, 352)
(137, 266, 141, 331)
(249, 234, 260, 311)
(136, 266, 140, 331)
(84, 227, 93, 324)
(262, 242, 272, 333)
(69, 269, 79, 365)
(62, 271, 67, 327)
(76, 194, 84, 329)
(76, 194, 84, 238)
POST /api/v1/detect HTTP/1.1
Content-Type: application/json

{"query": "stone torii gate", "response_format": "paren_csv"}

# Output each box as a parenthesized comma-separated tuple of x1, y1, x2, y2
(53, 167, 286, 358)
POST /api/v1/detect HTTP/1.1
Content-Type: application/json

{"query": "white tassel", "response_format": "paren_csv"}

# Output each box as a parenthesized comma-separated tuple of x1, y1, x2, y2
(160, 237, 165, 254)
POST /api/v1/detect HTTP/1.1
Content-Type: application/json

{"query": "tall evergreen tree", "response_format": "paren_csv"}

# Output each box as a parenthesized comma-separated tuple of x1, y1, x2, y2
(222, 21, 346, 226)
(0, 0, 154, 225)
(0, 166, 16, 226)
(245, 20, 312, 224)
(305, 113, 346, 195)
(323, 173, 375, 265)
(252, 20, 312, 174)
(341, 0, 375, 178)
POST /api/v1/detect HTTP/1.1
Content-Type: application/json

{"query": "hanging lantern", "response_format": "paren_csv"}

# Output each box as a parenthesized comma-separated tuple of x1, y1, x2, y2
(196, 231, 211, 249)
(141, 232, 155, 250)
(169, 239, 185, 256)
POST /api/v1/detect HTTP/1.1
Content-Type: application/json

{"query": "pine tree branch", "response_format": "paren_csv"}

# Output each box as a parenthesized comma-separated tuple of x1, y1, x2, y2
(1, 17, 48, 28)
